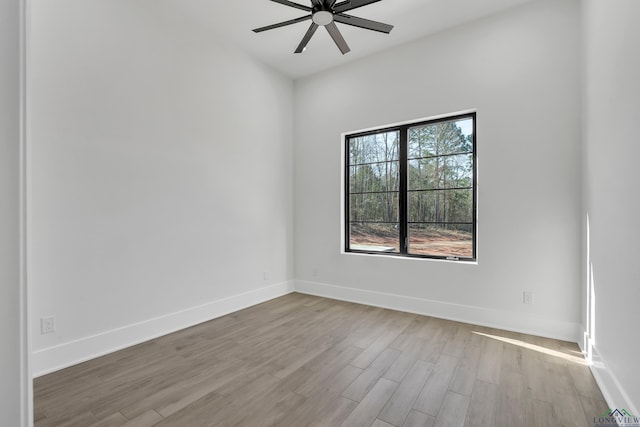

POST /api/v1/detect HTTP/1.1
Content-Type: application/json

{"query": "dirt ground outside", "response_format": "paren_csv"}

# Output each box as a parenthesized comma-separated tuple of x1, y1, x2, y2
(350, 224, 472, 257)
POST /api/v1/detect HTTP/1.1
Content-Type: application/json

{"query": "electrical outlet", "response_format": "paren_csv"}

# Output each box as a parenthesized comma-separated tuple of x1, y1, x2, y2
(523, 292, 534, 305)
(263, 271, 269, 281)
(41, 316, 55, 334)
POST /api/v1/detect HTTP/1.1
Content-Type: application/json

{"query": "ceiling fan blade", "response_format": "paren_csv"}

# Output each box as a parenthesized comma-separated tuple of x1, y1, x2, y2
(334, 14, 393, 33)
(295, 23, 319, 53)
(325, 21, 351, 54)
(253, 15, 311, 33)
(333, 0, 382, 13)
(311, 0, 323, 7)
(270, 0, 312, 12)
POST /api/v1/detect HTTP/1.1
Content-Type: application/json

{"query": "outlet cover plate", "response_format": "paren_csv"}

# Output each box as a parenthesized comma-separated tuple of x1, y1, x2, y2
(41, 316, 55, 334)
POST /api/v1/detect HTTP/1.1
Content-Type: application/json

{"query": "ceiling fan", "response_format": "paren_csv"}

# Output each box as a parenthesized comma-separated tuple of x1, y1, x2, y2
(253, 0, 394, 55)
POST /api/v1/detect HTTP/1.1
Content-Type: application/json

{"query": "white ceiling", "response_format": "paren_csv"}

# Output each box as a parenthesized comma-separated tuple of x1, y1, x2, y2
(169, 0, 535, 79)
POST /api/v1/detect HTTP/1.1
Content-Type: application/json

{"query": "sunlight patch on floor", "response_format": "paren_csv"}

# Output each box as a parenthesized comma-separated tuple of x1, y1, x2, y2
(472, 331, 588, 365)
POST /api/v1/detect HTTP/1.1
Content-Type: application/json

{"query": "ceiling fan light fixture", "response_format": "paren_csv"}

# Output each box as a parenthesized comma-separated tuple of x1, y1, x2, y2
(312, 10, 333, 26)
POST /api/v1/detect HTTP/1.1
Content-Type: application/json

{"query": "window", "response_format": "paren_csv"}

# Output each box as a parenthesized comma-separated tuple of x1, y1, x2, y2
(345, 112, 476, 261)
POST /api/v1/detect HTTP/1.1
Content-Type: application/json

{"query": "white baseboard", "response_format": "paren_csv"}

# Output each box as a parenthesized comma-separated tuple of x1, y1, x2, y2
(32, 281, 295, 377)
(33, 279, 583, 377)
(578, 330, 638, 416)
(295, 280, 580, 343)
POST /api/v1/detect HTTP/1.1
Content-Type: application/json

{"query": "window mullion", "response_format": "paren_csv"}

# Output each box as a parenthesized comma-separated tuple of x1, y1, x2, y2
(399, 126, 408, 254)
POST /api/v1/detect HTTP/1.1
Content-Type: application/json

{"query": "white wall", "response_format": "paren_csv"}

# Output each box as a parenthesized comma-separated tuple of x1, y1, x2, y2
(0, 0, 29, 424)
(582, 0, 640, 414)
(294, 0, 583, 341)
(30, 4, 640, 418)
(30, 0, 295, 375)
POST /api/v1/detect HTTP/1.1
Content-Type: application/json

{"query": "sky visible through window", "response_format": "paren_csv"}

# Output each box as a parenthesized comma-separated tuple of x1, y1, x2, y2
(456, 118, 473, 138)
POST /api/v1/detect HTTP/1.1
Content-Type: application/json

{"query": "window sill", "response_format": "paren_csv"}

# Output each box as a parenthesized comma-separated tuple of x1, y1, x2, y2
(342, 249, 478, 265)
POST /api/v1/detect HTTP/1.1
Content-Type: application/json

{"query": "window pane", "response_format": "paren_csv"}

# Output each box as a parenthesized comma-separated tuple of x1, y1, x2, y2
(349, 223, 400, 253)
(408, 189, 473, 223)
(409, 119, 473, 159)
(350, 192, 399, 222)
(408, 224, 473, 258)
(349, 131, 400, 166)
(349, 162, 399, 194)
(408, 154, 473, 191)
(345, 113, 475, 260)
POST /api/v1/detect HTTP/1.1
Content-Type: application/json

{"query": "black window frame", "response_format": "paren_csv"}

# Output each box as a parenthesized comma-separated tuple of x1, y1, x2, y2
(344, 112, 477, 262)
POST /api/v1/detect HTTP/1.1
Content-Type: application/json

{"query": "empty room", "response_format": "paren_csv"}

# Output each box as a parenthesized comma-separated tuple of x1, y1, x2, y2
(1, 0, 639, 426)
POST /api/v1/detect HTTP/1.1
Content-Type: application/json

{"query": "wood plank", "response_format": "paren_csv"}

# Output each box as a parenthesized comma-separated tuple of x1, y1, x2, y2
(313, 396, 358, 427)
(379, 360, 435, 426)
(499, 338, 524, 374)
(119, 356, 246, 419)
(524, 398, 555, 427)
(475, 335, 503, 384)
(157, 372, 283, 426)
(418, 318, 457, 363)
(403, 410, 436, 427)
(33, 407, 47, 424)
(434, 392, 470, 427)
(522, 350, 555, 402)
(442, 326, 471, 358)
(448, 332, 482, 396)
(152, 359, 259, 418)
(371, 347, 402, 371)
(122, 410, 163, 427)
(154, 392, 229, 427)
(495, 371, 526, 427)
(350, 314, 414, 369)
(413, 355, 459, 416)
(568, 362, 606, 400)
(342, 348, 400, 401)
(384, 352, 417, 383)
(92, 412, 129, 427)
(579, 394, 609, 425)
(295, 345, 363, 398)
(550, 386, 589, 427)
(233, 389, 306, 426)
(341, 378, 399, 427)
(463, 380, 498, 427)
(277, 364, 362, 426)
(343, 365, 391, 402)
(35, 411, 96, 427)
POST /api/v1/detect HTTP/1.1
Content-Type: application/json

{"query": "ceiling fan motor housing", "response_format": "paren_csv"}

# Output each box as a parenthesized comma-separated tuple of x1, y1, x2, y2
(311, 3, 333, 27)
(312, 9, 334, 26)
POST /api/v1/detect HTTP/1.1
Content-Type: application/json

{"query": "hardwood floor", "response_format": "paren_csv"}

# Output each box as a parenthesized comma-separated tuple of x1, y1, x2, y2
(34, 293, 607, 427)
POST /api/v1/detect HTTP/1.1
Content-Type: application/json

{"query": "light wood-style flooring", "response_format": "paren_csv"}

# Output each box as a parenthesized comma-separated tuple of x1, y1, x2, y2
(34, 293, 607, 427)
